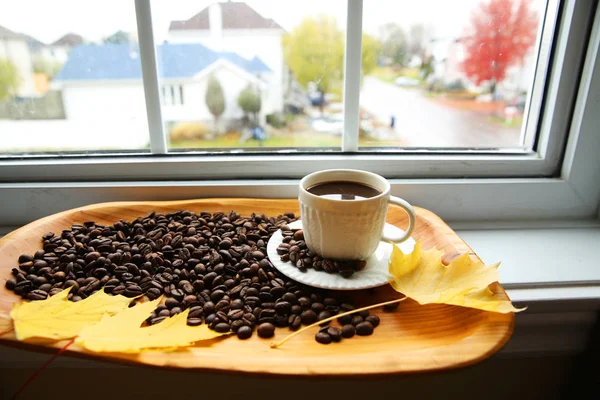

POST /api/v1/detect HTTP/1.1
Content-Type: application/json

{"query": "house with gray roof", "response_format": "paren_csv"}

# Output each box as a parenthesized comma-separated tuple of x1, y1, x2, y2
(52, 42, 272, 127)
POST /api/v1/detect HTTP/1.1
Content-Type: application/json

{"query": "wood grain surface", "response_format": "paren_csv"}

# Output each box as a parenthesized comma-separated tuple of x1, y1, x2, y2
(0, 198, 514, 376)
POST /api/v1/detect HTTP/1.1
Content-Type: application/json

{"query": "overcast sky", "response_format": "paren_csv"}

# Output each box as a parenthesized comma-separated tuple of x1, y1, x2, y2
(0, 0, 545, 44)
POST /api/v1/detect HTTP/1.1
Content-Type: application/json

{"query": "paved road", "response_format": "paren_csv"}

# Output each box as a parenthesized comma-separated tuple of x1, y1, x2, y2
(360, 77, 521, 148)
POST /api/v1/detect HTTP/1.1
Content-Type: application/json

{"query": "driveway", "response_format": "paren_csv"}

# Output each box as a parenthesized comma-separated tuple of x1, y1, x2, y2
(360, 77, 522, 148)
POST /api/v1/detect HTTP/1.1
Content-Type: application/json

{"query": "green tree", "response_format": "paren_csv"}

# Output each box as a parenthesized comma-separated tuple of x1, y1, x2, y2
(283, 16, 382, 92)
(205, 75, 225, 135)
(420, 55, 435, 81)
(104, 30, 131, 44)
(0, 59, 20, 100)
(237, 85, 261, 123)
(283, 15, 343, 93)
(379, 23, 407, 66)
(33, 59, 62, 79)
(361, 33, 381, 75)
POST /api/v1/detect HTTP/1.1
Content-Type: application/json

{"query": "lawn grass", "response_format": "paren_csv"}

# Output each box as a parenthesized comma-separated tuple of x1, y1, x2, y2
(169, 132, 401, 150)
(369, 66, 422, 84)
(485, 115, 524, 129)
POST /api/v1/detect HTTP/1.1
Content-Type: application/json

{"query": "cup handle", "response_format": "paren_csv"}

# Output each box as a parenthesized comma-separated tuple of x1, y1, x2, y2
(382, 196, 416, 243)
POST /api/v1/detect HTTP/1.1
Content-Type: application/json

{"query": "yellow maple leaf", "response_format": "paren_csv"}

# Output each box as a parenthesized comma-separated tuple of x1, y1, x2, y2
(10, 289, 133, 341)
(388, 241, 524, 313)
(76, 298, 227, 353)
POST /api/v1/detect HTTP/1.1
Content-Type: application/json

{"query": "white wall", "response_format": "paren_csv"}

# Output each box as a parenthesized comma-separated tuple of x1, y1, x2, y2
(61, 82, 147, 121)
(167, 29, 284, 113)
(39, 46, 70, 65)
(0, 38, 37, 97)
(162, 66, 266, 123)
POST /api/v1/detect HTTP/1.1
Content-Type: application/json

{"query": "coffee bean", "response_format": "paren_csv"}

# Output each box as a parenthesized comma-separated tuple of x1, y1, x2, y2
(282, 292, 297, 304)
(210, 289, 226, 303)
(165, 298, 180, 308)
(327, 326, 342, 342)
(355, 321, 374, 336)
(318, 310, 332, 326)
(358, 310, 370, 318)
(230, 299, 244, 309)
(205, 313, 217, 325)
(338, 314, 353, 325)
(214, 322, 231, 333)
(215, 299, 231, 312)
(288, 314, 302, 330)
(18, 254, 33, 264)
(228, 309, 244, 320)
(124, 285, 142, 297)
(5, 279, 16, 290)
(27, 289, 48, 300)
(298, 296, 311, 308)
(290, 305, 302, 315)
(311, 302, 325, 313)
(383, 302, 400, 312)
(341, 324, 356, 338)
(235, 325, 252, 339)
(300, 310, 318, 325)
(257, 322, 275, 338)
(187, 318, 203, 326)
(158, 309, 171, 317)
(146, 287, 161, 299)
(274, 301, 291, 315)
(170, 307, 182, 316)
(351, 315, 364, 326)
(151, 316, 167, 325)
(365, 315, 380, 328)
(315, 332, 332, 344)
(203, 301, 215, 315)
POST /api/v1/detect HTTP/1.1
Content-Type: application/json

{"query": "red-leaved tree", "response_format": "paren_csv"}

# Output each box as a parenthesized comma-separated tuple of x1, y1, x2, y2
(461, 0, 538, 96)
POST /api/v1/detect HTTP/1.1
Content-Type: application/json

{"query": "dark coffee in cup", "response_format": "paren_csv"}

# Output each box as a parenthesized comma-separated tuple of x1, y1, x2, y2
(307, 181, 382, 200)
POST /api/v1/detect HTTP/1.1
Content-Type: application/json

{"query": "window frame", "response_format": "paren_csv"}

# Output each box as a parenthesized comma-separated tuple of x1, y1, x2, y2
(0, 0, 598, 227)
(0, 0, 590, 179)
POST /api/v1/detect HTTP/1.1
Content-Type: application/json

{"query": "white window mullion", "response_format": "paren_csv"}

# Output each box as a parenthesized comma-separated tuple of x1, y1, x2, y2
(135, 0, 167, 154)
(342, 0, 363, 152)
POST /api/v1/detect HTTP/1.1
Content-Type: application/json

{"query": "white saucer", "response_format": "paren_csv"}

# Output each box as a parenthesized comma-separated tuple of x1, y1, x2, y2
(266, 220, 415, 290)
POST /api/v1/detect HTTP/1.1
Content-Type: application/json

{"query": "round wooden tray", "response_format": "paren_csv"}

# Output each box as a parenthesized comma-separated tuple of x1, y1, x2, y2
(0, 198, 514, 376)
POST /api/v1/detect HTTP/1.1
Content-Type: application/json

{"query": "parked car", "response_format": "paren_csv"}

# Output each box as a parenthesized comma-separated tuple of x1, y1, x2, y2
(394, 76, 421, 87)
(510, 94, 528, 112)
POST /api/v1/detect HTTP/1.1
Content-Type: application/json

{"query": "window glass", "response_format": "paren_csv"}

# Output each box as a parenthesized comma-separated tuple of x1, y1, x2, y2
(359, 0, 545, 150)
(0, 0, 150, 154)
(152, 0, 347, 150)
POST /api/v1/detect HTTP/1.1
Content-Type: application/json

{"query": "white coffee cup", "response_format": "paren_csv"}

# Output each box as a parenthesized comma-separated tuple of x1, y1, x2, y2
(298, 169, 416, 260)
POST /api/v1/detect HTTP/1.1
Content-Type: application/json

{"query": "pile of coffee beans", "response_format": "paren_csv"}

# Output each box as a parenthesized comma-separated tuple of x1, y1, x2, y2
(276, 228, 367, 277)
(5, 210, 392, 343)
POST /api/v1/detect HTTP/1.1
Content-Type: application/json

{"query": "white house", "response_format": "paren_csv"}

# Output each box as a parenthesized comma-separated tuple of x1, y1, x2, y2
(51, 43, 272, 129)
(166, 1, 286, 116)
(37, 33, 84, 65)
(0, 26, 37, 97)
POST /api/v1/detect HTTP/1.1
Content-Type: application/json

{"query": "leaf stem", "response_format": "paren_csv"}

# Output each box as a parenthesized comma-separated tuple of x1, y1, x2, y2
(0, 325, 14, 336)
(270, 297, 407, 349)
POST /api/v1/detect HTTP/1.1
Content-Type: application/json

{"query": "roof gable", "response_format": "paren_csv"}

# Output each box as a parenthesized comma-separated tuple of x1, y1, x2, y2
(169, 1, 282, 31)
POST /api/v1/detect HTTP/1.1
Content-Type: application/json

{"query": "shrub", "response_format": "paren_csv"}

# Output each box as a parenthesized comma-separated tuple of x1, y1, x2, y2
(266, 113, 287, 129)
(169, 122, 210, 142)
